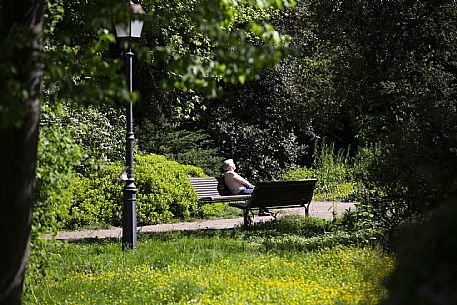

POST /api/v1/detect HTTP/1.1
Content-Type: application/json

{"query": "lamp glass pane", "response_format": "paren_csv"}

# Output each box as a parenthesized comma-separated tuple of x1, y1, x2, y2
(115, 22, 130, 38)
(130, 20, 144, 38)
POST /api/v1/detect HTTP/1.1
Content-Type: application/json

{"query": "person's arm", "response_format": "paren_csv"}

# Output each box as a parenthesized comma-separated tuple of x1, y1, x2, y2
(233, 173, 254, 188)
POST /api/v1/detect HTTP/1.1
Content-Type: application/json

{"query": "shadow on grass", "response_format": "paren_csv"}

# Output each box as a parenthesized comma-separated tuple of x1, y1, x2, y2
(66, 215, 333, 246)
(65, 214, 382, 255)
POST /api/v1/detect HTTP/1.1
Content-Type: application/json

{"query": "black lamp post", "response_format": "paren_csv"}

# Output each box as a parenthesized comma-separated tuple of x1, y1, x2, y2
(114, 1, 144, 250)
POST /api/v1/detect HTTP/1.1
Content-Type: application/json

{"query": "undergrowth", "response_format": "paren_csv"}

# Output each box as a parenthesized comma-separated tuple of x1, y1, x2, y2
(24, 216, 392, 305)
(282, 142, 369, 202)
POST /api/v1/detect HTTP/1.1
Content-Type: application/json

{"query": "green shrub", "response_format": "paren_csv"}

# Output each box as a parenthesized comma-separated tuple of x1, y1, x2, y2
(28, 102, 83, 281)
(35, 115, 82, 235)
(348, 145, 409, 243)
(40, 101, 126, 174)
(134, 154, 206, 224)
(69, 154, 206, 229)
(69, 163, 124, 228)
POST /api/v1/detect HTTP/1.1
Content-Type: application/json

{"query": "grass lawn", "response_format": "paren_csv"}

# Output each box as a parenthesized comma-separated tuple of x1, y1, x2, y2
(24, 216, 393, 305)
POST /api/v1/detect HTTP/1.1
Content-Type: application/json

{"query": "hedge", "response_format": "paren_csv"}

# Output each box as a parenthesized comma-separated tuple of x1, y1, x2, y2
(68, 154, 206, 229)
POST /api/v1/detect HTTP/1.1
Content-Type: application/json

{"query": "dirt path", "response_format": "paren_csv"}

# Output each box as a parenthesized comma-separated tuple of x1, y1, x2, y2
(53, 201, 356, 241)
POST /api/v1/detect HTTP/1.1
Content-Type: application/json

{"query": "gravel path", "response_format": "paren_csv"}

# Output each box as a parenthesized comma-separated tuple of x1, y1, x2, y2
(54, 201, 356, 241)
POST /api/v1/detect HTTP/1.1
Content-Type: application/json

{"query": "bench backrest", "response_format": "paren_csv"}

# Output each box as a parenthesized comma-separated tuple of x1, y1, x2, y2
(249, 179, 317, 209)
(187, 176, 231, 199)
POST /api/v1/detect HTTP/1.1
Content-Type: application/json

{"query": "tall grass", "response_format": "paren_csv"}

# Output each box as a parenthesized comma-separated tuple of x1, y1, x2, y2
(282, 143, 364, 201)
(24, 217, 392, 305)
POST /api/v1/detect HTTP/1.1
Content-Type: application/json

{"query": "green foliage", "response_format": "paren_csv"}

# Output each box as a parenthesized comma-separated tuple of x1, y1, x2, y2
(23, 216, 392, 305)
(344, 145, 406, 241)
(309, 0, 457, 220)
(185, 0, 364, 182)
(29, 102, 82, 279)
(69, 163, 124, 228)
(142, 0, 294, 97)
(69, 154, 206, 228)
(28, 99, 125, 282)
(43, 0, 133, 107)
(133, 0, 301, 180)
(136, 119, 223, 176)
(281, 142, 360, 201)
(34, 105, 83, 233)
(135, 154, 205, 222)
(66, 104, 125, 165)
(201, 83, 309, 181)
(383, 200, 457, 305)
(38, 0, 296, 123)
(40, 100, 126, 172)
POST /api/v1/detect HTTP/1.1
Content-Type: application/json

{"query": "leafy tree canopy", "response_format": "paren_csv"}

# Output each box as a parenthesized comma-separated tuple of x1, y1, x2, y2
(1, 0, 295, 128)
(309, 0, 457, 215)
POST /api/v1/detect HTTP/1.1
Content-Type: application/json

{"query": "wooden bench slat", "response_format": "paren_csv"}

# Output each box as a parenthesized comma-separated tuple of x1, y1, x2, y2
(187, 177, 249, 202)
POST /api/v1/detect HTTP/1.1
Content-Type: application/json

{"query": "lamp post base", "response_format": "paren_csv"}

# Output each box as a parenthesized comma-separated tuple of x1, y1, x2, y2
(122, 181, 137, 250)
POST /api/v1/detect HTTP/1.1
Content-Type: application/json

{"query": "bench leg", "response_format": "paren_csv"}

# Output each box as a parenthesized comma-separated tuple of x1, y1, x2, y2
(243, 209, 252, 226)
(304, 204, 310, 216)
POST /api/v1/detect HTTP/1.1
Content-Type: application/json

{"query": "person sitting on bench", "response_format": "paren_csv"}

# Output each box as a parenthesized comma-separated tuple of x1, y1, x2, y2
(222, 159, 271, 216)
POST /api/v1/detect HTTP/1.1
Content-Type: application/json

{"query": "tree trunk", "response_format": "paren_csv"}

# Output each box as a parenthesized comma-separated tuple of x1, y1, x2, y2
(0, 1, 43, 304)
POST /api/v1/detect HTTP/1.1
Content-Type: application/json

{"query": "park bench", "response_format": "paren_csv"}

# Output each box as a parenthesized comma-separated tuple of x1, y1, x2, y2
(188, 177, 317, 226)
(187, 176, 251, 203)
(229, 179, 317, 225)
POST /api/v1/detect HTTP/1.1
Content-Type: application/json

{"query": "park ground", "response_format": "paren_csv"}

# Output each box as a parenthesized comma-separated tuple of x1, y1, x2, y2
(53, 201, 356, 241)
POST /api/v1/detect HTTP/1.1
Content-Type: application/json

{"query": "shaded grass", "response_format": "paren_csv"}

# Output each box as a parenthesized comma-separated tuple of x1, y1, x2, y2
(24, 216, 392, 305)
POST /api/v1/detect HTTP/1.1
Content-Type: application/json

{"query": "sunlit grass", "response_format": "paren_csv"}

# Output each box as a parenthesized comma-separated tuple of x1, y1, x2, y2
(24, 217, 393, 305)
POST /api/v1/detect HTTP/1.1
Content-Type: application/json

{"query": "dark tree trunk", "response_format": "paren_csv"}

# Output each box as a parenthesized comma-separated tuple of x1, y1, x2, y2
(0, 1, 43, 304)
